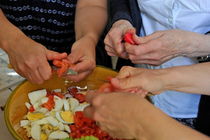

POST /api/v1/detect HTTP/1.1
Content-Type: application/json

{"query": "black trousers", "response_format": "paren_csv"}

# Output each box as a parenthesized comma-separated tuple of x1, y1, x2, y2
(195, 95, 210, 136)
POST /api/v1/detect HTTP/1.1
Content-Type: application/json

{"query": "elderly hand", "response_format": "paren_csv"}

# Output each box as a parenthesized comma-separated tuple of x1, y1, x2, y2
(125, 30, 203, 65)
(110, 66, 168, 94)
(6, 34, 67, 84)
(104, 20, 135, 59)
(84, 92, 147, 139)
(65, 35, 96, 82)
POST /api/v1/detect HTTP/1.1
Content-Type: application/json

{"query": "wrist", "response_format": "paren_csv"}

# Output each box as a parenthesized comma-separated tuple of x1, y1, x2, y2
(0, 26, 24, 53)
(161, 67, 185, 91)
(113, 19, 133, 29)
(76, 33, 98, 47)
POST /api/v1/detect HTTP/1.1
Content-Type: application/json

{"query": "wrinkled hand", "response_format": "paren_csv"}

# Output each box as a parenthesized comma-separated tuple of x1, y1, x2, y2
(65, 35, 96, 82)
(84, 92, 144, 139)
(104, 20, 135, 59)
(111, 66, 167, 94)
(125, 30, 201, 65)
(7, 35, 67, 84)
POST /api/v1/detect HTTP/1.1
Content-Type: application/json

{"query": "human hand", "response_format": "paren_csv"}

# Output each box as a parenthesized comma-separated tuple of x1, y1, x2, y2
(125, 30, 202, 65)
(111, 66, 167, 94)
(65, 35, 96, 82)
(6, 35, 67, 84)
(104, 20, 136, 59)
(84, 92, 145, 139)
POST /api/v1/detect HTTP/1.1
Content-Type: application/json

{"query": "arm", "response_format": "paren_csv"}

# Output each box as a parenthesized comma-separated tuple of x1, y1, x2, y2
(66, 0, 107, 82)
(124, 30, 210, 65)
(84, 93, 210, 140)
(162, 62, 210, 95)
(111, 62, 210, 95)
(0, 10, 67, 84)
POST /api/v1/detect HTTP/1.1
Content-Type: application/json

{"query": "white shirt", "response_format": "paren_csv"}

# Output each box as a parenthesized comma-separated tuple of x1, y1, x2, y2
(137, 0, 210, 118)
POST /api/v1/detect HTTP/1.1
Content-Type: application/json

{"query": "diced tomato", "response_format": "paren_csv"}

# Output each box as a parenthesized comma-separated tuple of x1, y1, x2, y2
(52, 92, 64, 99)
(74, 94, 86, 103)
(68, 87, 78, 95)
(41, 94, 55, 111)
(29, 105, 35, 112)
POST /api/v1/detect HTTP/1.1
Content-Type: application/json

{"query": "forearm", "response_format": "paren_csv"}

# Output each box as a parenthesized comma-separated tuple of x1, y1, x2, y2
(0, 10, 24, 53)
(162, 62, 210, 95)
(75, 0, 107, 46)
(181, 32, 210, 57)
(133, 98, 210, 140)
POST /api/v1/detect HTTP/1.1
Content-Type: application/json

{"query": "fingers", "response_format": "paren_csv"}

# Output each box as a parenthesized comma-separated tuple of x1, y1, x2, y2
(85, 92, 98, 103)
(65, 70, 91, 82)
(37, 60, 52, 81)
(71, 59, 95, 73)
(46, 50, 67, 60)
(83, 93, 103, 119)
(83, 105, 95, 119)
(115, 66, 136, 79)
(104, 31, 125, 56)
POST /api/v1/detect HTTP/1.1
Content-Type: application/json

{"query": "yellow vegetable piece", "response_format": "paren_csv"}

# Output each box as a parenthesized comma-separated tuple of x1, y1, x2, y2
(40, 133, 48, 140)
(60, 111, 74, 123)
(53, 126, 59, 131)
(26, 112, 45, 121)
(42, 124, 53, 131)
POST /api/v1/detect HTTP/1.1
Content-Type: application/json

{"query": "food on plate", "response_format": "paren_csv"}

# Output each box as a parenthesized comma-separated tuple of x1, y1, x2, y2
(20, 86, 123, 140)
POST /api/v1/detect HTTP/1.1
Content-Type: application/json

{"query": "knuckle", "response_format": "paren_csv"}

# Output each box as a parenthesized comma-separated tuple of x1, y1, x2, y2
(120, 66, 132, 72)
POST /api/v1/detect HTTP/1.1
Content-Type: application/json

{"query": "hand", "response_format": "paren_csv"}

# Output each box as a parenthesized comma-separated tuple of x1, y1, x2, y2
(84, 92, 144, 139)
(65, 35, 96, 82)
(111, 66, 167, 94)
(125, 30, 202, 65)
(6, 34, 67, 84)
(104, 20, 135, 59)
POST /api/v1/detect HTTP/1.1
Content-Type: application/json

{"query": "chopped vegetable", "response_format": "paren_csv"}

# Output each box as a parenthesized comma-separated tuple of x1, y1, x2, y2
(41, 94, 55, 111)
(53, 59, 74, 77)
(123, 32, 137, 45)
(20, 88, 123, 140)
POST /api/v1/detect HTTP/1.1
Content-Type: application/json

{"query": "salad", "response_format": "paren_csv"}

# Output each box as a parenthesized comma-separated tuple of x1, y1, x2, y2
(20, 86, 121, 140)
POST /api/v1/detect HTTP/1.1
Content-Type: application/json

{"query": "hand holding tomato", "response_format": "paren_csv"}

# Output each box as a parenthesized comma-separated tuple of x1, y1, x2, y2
(104, 20, 136, 59)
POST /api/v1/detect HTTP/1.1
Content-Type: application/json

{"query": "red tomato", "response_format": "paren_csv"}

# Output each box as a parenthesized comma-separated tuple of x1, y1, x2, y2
(123, 32, 136, 45)
(68, 87, 78, 95)
(98, 83, 115, 93)
(29, 105, 35, 112)
(41, 94, 55, 111)
(52, 92, 64, 99)
(74, 94, 86, 103)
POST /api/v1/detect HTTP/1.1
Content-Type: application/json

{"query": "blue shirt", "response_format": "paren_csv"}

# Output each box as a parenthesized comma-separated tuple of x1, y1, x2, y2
(137, 0, 210, 118)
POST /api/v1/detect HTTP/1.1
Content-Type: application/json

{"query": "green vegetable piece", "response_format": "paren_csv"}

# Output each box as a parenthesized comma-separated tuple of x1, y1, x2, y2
(80, 136, 85, 140)
(62, 137, 73, 140)
(89, 136, 99, 140)
(84, 136, 90, 140)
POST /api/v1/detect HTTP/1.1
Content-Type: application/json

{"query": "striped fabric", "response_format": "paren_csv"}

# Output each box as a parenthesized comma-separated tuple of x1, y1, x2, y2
(0, 0, 77, 53)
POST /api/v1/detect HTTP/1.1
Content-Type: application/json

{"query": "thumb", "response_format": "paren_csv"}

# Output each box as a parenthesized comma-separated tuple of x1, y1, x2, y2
(67, 51, 80, 64)
(46, 50, 67, 60)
